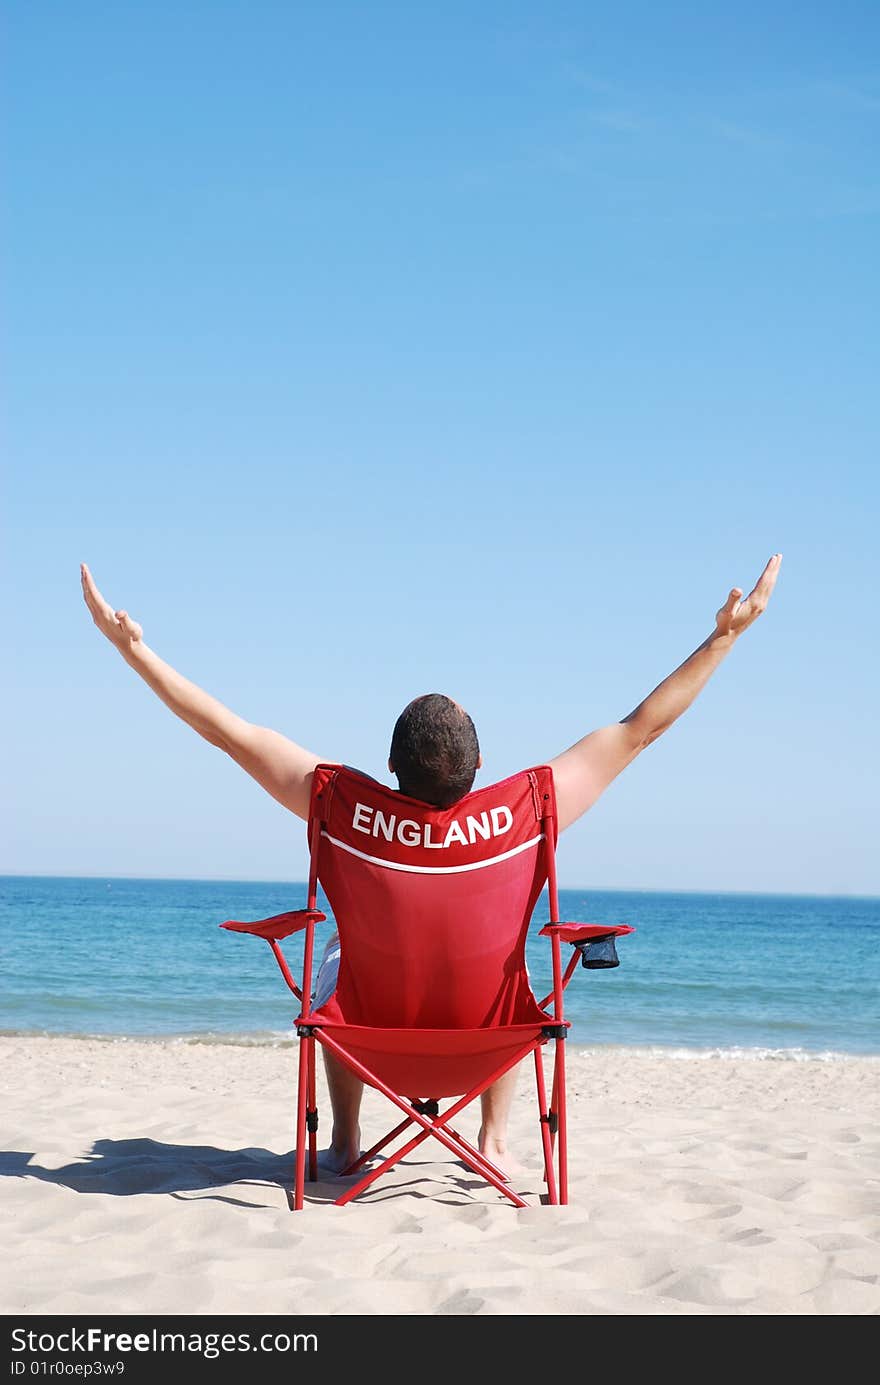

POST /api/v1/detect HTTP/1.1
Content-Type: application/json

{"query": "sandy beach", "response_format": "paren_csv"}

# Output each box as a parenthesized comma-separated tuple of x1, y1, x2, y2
(2, 1035, 878, 1316)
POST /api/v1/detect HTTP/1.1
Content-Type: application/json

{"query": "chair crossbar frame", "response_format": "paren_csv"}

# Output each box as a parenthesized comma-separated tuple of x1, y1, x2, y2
(310, 1028, 545, 1210)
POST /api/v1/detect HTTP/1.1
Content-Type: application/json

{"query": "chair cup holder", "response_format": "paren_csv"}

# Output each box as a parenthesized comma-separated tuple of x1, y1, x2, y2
(575, 936, 620, 969)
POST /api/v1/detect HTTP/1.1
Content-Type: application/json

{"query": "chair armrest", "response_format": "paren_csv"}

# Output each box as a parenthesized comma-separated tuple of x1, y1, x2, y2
(220, 909, 326, 941)
(540, 921, 634, 972)
(538, 923, 634, 942)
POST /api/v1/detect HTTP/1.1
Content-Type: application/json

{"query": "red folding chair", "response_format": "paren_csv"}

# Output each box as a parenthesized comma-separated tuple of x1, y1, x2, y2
(222, 764, 633, 1210)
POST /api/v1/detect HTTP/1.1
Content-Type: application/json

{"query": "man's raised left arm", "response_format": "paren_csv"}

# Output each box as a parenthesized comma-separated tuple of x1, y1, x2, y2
(549, 553, 782, 832)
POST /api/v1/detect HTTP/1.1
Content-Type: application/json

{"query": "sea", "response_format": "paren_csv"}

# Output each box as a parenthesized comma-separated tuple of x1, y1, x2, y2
(1, 876, 878, 1058)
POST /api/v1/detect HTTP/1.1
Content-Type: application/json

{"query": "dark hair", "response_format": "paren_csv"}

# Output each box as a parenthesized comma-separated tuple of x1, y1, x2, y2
(389, 694, 480, 808)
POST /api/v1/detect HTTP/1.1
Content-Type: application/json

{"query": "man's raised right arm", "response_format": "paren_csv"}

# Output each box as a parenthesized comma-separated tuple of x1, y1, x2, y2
(80, 563, 321, 820)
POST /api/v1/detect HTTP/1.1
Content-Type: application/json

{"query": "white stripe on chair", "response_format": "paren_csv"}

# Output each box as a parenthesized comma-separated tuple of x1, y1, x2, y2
(322, 830, 544, 875)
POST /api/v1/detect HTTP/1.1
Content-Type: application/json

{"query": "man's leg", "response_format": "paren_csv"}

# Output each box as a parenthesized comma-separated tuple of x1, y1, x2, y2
(319, 1047, 364, 1174)
(311, 933, 363, 1173)
(478, 1064, 525, 1178)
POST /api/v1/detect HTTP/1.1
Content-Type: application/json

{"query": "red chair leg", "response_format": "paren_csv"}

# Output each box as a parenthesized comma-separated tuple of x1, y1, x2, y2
(549, 1063, 559, 1161)
(307, 1037, 318, 1182)
(533, 1046, 558, 1205)
(555, 1037, 568, 1205)
(293, 1035, 310, 1211)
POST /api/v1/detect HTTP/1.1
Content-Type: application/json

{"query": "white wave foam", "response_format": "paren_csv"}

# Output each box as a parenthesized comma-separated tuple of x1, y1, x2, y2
(3, 1029, 877, 1061)
(569, 1043, 879, 1062)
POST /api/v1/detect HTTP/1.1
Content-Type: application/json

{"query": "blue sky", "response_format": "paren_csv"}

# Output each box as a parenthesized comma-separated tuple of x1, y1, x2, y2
(4, 2, 879, 892)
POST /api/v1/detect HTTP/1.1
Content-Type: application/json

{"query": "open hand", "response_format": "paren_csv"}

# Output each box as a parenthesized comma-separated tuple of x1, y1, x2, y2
(80, 563, 144, 654)
(715, 553, 782, 638)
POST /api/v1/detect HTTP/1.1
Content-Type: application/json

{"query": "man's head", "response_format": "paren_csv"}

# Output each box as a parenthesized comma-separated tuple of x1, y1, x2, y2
(388, 693, 481, 808)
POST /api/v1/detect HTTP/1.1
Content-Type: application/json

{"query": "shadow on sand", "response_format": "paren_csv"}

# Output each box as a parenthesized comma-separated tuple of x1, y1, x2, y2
(0, 1138, 338, 1208)
(1, 1139, 541, 1209)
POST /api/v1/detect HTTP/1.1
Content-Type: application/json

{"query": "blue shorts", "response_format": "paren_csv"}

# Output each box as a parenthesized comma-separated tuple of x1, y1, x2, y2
(312, 933, 341, 1009)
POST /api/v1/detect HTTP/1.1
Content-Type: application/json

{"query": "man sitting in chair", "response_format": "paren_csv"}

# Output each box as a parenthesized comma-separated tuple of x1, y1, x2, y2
(81, 553, 781, 1176)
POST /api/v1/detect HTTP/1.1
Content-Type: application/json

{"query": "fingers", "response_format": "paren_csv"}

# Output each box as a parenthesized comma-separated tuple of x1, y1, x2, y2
(755, 551, 782, 587)
(747, 552, 783, 607)
(720, 553, 781, 633)
(765, 551, 782, 571)
(81, 562, 103, 607)
(81, 563, 140, 639)
(80, 562, 113, 624)
(722, 587, 743, 615)
(115, 609, 143, 642)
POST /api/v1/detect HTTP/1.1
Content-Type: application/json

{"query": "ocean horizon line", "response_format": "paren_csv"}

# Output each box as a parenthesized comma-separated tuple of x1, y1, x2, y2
(2, 871, 878, 902)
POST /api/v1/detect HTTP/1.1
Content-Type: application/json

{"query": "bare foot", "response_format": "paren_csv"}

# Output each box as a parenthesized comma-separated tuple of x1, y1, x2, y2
(477, 1128, 526, 1179)
(316, 1143, 362, 1177)
(314, 1120, 364, 1177)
